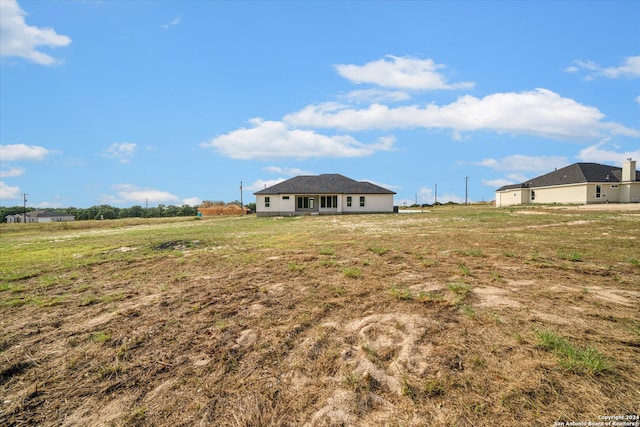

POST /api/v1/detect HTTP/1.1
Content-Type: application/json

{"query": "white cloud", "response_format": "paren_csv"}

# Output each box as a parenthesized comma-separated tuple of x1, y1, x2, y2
(478, 154, 568, 172)
(365, 179, 401, 191)
(101, 184, 180, 205)
(284, 88, 638, 140)
(101, 142, 137, 163)
(182, 197, 202, 206)
(263, 166, 313, 176)
(0, 167, 25, 178)
(482, 178, 515, 188)
(636, 95, 640, 105)
(1, 144, 51, 161)
(162, 14, 181, 29)
(437, 192, 464, 204)
(339, 89, 411, 104)
(335, 55, 474, 90)
(247, 178, 286, 192)
(567, 56, 640, 80)
(36, 200, 63, 209)
(577, 141, 640, 164)
(201, 118, 395, 160)
(601, 56, 640, 79)
(0, 181, 21, 200)
(0, 0, 71, 65)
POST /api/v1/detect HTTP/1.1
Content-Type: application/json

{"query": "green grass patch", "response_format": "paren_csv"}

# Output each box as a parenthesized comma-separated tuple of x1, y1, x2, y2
(319, 247, 335, 256)
(535, 330, 610, 375)
(368, 246, 389, 256)
(343, 267, 362, 279)
(91, 331, 111, 343)
(390, 285, 413, 301)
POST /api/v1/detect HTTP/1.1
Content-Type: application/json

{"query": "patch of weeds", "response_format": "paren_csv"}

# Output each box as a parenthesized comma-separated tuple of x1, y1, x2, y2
(422, 258, 437, 267)
(80, 295, 99, 306)
(342, 372, 369, 392)
(98, 363, 123, 379)
(417, 291, 445, 303)
(215, 319, 227, 331)
(319, 259, 339, 267)
(423, 378, 446, 397)
(559, 252, 583, 262)
(448, 282, 471, 306)
(529, 252, 542, 262)
(459, 303, 475, 317)
(319, 248, 335, 256)
(343, 267, 362, 279)
(101, 293, 125, 304)
(628, 258, 640, 267)
(459, 248, 484, 257)
(401, 374, 418, 400)
(458, 263, 472, 276)
(288, 262, 305, 273)
(502, 249, 516, 258)
(535, 330, 610, 375)
(333, 286, 345, 296)
(126, 407, 147, 423)
(0, 283, 24, 293)
(490, 271, 503, 282)
(3, 296, 46, 307)
(368, 247, 389, 256)
(92, 331, 111, 343)
(390, 285, 413, 301)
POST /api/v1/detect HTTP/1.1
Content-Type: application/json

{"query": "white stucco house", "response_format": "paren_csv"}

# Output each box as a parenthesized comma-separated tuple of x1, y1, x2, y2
(495, 159, 640, 207)
(254, 174, 396, 217)
(5, 209, 75, 223)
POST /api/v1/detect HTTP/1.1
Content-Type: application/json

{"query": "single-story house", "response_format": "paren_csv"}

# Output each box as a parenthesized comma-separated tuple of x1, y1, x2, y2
(254, 174, 396, 216)
(5, 209, 75, 223)
(495, 159, 640, 207)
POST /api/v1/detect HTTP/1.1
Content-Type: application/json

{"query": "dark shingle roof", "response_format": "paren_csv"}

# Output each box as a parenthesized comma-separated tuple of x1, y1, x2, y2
(254, 174, 395, 195)
(497, 162, 639, 191)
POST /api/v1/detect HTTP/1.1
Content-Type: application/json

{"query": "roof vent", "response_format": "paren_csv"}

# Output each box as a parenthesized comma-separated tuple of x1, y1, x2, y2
(606, 175, 610, 180)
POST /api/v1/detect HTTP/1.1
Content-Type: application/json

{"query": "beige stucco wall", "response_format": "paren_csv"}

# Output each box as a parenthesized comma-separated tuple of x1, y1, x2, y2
(619, 182, 640, 203)
(496, 182, 640, 206)
(340, 194, 394, 213)
(256, 193, 394, 215)
(495, 189, 529, 207)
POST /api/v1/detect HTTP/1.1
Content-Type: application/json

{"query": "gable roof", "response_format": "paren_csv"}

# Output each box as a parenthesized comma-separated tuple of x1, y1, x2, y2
(254, 174, 396, 195)
(497, 162, 640, 191)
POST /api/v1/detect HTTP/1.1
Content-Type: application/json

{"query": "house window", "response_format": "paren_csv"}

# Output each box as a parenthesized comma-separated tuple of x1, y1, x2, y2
(297, 196, 314, 209)
(531, 190, 536, 201)
(360, 196, 365, 207)
(595, 185, 601, 198)
(264, 197, 270, 207)
(320, 196, 338, 208)
(282, 196, 289, 200)
(347, 196, 352, 207)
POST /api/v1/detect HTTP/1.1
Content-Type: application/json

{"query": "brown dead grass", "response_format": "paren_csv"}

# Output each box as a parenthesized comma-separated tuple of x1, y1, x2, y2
(1, 206, 639, 426)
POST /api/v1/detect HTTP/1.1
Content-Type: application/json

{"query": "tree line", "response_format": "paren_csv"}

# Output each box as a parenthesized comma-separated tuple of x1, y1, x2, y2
(0, 203, 240, 222)
(1, 201, 259, 222)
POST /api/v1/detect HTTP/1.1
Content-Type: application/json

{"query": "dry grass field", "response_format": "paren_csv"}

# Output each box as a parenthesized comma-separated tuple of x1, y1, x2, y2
(1, 205, 639, 426)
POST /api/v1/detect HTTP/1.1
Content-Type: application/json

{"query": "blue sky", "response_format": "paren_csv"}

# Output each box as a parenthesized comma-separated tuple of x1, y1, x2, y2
(1, 0, 639, 208)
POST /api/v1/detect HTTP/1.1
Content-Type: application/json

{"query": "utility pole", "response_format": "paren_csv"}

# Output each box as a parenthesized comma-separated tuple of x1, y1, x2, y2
(22, 193, 28, 223)
(465, 176, 469, 206)
(240, 181, 244, 215)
